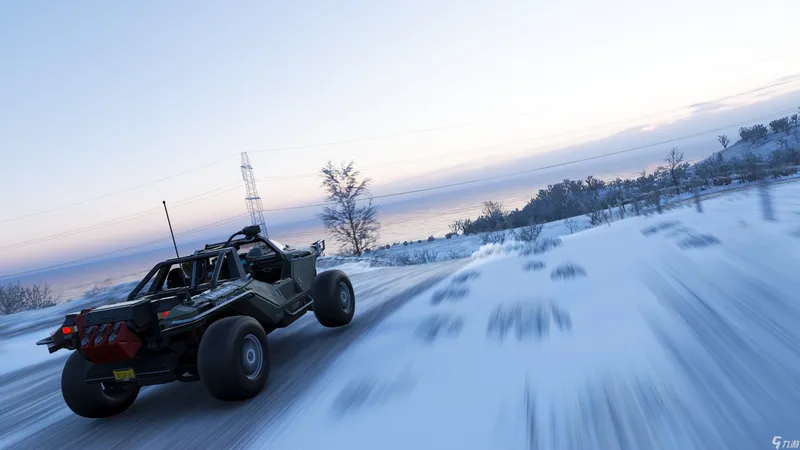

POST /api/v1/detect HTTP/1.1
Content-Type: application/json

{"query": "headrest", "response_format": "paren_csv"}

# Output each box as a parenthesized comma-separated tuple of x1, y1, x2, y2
(246, 246, 267, 258)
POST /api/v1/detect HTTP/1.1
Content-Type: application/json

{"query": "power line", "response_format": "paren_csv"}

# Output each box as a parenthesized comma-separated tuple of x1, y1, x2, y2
(0, 182, 242, 251)
(1, 114, 538, 225)
(2, 106, 793, 253)
(249, 72, 800, 154)
(0, 154, 239, 225)
(254, 127, 614, 182)
(5, 76, 799, 225)
(253, 107, 798, 213)
(0, 213, 251, 280)
(248, 111, 537, 153)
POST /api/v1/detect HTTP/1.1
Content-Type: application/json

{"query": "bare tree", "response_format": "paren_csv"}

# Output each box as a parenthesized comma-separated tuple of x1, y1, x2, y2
(481, 200, 506, 230)
(563, 217, 578, 234)
(663, 147, 686, 195)
(318, 161, 380, 256)
(0, 281, 59, 315)
(449, 219, 466, 235)
(717, 134, 730, 149)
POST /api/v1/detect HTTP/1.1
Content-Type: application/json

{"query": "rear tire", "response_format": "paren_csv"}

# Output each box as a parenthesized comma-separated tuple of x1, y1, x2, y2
(312, 270, 355, 327)
(197, 316, 270, 401)
(61, 351, 140, 418)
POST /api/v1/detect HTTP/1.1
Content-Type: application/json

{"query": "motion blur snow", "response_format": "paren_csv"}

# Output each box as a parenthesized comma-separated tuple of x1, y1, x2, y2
(254, 181, 800, 450)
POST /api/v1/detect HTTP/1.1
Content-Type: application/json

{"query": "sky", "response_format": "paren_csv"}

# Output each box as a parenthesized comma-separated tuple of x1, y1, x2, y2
(1, 0, 800, 275)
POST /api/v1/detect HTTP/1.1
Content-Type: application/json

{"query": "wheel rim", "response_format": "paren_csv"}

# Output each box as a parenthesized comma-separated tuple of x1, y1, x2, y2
(338, 281, 352, 313)
(241, 334, 264, 380)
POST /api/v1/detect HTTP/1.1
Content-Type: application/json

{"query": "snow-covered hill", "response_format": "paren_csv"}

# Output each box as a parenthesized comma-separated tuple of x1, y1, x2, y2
(255, 180, 800, 450)
(715, 126, 799, 162)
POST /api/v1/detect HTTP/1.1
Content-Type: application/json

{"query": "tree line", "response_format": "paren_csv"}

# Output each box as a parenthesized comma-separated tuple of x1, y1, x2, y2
(447, 112, 800, 237)
(316, 110, 800, 254)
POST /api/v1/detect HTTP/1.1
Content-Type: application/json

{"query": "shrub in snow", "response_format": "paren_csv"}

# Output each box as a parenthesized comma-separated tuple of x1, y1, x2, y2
(0, 281, 60, 315)
(451, 269, 481, 284)
(523, 260, 545, 272)
(509, 219, 543, 242)
(412, 249, 438, 264)
(586, 209, 610, 227)
(550, 263, 587, 281)
(386, 250, 439, 266)
(445, 232, 455, 239)
(84, 285, 107, 298)
(431, 286, 470, 305)
(486, 302, 571, 342)
(480, 230, 506, 245)
(641, 220, 682, 236)
(445, 250, 468, 260)
(678, 234, 721, 249)
(427, 235, 435, 242)
(390, 252, 412, 266)
(414, 313, 464, 344)
(403, 241, 409, 246)
(712, 176, 732, 186)
(519, 237, 563, 257)
(331, 376, 416, 415)
(417, 239, 422, 244)
(473, 237, 563, 260)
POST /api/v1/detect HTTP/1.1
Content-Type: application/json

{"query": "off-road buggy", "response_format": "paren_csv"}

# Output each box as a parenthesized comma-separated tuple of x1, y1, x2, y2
(36, 225, 355, 418)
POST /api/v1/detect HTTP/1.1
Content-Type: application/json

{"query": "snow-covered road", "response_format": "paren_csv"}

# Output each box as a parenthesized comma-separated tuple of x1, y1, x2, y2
(0, 260, 468, 450)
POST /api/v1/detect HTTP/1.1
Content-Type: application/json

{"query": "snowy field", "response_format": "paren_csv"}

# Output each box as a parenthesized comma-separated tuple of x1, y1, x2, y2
(2, 179, 799, 450)
(253, 181, 800, 450)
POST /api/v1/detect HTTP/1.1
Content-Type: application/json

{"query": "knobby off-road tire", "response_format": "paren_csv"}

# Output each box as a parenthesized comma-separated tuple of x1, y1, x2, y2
(197, 316, 270, 401)
(61, 351, 140, 418)
(311, 270, 355, 327)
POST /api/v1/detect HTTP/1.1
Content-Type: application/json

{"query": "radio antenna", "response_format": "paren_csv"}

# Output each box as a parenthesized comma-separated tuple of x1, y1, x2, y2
(163, 201, 181, 259)
(163, 201, 191, 301)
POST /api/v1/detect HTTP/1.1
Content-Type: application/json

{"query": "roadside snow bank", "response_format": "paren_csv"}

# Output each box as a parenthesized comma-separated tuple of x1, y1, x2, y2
(0, 281, 138, 340)
(254, 181, 800, 450)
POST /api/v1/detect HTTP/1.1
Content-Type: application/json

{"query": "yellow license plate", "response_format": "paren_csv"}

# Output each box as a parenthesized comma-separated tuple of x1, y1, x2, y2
(113, 368, 136, 381)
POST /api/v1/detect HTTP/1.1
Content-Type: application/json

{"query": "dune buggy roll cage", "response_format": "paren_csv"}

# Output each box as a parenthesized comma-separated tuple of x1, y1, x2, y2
(126, 225, 326, 303)
(126, 247, 247, 302)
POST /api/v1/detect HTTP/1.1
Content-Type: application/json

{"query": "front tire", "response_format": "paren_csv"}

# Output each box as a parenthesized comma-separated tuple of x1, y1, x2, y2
(197, 316, 270, 401)
(61, 351, 140, 418)
(311, 270, 355, 327)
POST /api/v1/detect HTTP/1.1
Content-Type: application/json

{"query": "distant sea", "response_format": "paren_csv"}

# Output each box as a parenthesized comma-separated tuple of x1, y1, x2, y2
(13, 175, 555, 301)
